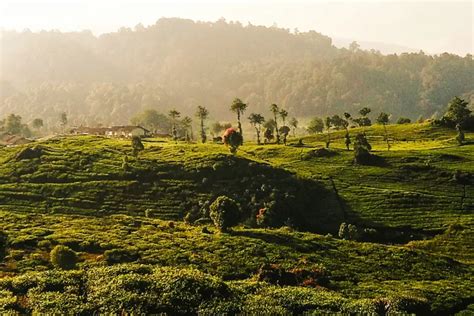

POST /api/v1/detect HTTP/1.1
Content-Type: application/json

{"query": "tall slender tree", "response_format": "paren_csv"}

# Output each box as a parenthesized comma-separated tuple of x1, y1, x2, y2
(377, 112, 391, 150)
(325, 116, 332, 148)
(343, 112, 351, 150)
(289, 117, 298, 137)
(279, 109, 288, 126)
(270, 104, 280, 144)
(181, 116, 193, 141)
(60, 112, 68, 132)
(168, 109, 181, 141)
(248, 113, 265, 145)
(230, 98, 247, 143)
(196, 106, 209, 143)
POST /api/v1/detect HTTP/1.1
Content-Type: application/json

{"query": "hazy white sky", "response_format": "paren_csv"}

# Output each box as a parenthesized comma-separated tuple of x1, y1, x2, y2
(0, 0, 472, 55)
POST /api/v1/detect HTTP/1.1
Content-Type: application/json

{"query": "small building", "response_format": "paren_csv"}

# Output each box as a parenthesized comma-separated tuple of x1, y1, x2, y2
(70, 126, 109, 136)
(69, 125, 151, 138)
(0, 133, 33, 146)
(105, 126, 151, 138)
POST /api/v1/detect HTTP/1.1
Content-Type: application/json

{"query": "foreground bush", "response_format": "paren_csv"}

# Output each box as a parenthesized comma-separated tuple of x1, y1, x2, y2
(209, 196, 240, 232)
(50, 245, 77, 270)
(0, 264, 470, 315)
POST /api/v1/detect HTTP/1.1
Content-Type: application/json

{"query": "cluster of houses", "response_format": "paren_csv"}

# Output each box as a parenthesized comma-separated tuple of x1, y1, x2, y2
(70, 125, 153, 138)
(0, 125, 159, 147)
(0, 133, 33, 146)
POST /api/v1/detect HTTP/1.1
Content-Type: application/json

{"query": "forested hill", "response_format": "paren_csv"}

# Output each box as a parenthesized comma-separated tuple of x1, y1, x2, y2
(1, 18, 473, 127)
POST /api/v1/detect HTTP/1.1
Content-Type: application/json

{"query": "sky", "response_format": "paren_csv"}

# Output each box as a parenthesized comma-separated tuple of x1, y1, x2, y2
(0, 0, 472, 55)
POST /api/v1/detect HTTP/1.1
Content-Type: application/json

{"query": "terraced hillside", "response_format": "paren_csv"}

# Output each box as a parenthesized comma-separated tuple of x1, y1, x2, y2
(0, 122, 473, 314)
(0, 123, 471, 234)
(0, 212, 473, 314)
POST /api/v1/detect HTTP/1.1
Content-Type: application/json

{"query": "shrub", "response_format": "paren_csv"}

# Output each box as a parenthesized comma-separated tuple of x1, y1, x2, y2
(103, 248, 140, 264)
(255, 264, 329, 287)
(223, 128, 243, 154)
(37, 239, 52, 250)
(209, 196, 240, 232)
(353, 133, 372, 164)
(338, 223, 359, 240)
(50, 245, 77, 270)
(397, 117, 411, 124)
(131, 136, 144, 157)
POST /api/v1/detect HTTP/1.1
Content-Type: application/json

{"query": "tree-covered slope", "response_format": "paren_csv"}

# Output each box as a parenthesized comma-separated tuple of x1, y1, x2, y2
(1, 18, 473, 126)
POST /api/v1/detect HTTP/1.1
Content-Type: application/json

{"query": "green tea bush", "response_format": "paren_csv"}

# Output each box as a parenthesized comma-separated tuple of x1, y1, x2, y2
(209, 196, 240, 232)
(50, 245, 77, 270)
(86, 264, 231, 314)
(103, 248, 140, 264)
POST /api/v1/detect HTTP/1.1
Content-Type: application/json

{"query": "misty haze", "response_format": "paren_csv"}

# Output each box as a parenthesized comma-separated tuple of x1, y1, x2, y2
(0, 1, 473, 315)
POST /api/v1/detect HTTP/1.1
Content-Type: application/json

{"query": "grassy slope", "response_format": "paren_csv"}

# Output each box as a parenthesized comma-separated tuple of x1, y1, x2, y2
(0, 122, 473, 313)
(0, 211, 473, 314)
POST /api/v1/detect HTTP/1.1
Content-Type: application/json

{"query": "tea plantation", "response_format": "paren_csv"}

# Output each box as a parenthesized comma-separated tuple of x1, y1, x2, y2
(0, 122, 473, 314)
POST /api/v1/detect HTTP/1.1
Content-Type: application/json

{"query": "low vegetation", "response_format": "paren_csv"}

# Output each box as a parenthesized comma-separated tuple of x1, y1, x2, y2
(0, 100, 472, 313)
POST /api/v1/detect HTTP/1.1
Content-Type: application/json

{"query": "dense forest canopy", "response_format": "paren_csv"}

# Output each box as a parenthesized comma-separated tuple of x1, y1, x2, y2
(1, 18, 473, 128)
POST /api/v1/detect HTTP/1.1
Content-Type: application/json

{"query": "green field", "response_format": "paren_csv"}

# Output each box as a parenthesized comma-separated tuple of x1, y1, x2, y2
(0, 122, 473, 314)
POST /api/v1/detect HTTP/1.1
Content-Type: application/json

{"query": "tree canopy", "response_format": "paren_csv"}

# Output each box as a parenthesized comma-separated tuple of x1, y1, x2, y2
(1, 18, 472, 126)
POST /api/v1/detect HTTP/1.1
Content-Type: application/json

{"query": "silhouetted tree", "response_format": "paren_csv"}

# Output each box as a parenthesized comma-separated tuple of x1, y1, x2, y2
(230, 98, 247, 143)
(343, 112, 351, 150)
(4, 114, 23, 135)
(131, 109, 171, 133)
(307, 117, 324, 134)
(324, 116, 332, 148)
(248, 113, 265, 145)
(354, 107, 372, 128)
(32, 118, 44, 129)
(443, 97, 471, 127)
(270, 104, 280, 143)
(60, 112, 68, 129)
(168, 109, 181, 141)
(353, 133, 372, 164)
(196, 106, 209, 143)
(223, 128, 243, 154)
(377, 112, 391, 150)
(279, 109, 288, 126)
(289, 117, 298, 137)
(456, 124, 465, 145)
(345, 133, 351, 151)
(279, 126, 291, 145)
(181, 116, 193, 141)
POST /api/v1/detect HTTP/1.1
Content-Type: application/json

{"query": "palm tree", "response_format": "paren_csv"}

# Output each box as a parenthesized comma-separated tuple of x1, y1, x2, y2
(325, 116, 332, 148)
(230, 98, 247, 143)
(181, 116, 192, 141)
(270, 104, 280, 143)
(377, 112, 391, 150)
(248, 113, 265, 145)
(279, 109, 288, 126)
(195, 106, 209, 143)
(168, 109, 181, 141)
